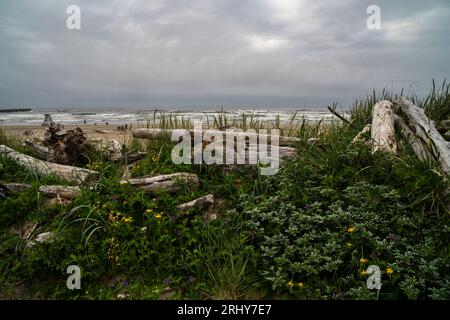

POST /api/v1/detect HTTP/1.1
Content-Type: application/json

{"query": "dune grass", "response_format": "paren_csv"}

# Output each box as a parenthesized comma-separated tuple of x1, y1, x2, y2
(0, 81, 448, 300)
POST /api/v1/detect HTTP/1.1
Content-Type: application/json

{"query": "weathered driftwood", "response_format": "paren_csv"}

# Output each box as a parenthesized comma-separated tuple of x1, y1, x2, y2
(394, 115, 431, 162)
(352, 124, 372, 144)
(38, 185, 81, 199)
(176, 194, 214, 211)
(126, 151, 147, 162)
(120, 172, 199, 193)
(107, 139, 123, 161)
(132, 128, 300, 146)
(43, 125, 86, 165)
(0, 145, 98, 183)
(0, 182, 32, 193)
(395, 97, 450, 176)
(24, 141, 51, 159)
(371, 100, 397, 153)
(0, 182, 81, 199)
(328, 106, 351, 124)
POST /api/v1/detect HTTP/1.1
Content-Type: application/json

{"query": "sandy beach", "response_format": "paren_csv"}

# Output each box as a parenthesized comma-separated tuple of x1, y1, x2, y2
(0, 125, 134, 145)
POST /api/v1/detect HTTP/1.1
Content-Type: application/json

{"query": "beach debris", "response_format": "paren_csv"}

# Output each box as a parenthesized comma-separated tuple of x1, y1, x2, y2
(394, 115, 430, 162)
(395, 97, 450, 176)
(43, 125, 87, 165)
(346, 97, 450, 178)
(26, 231, 54, 248)
(107, 139, 123, 161)
(24, 141, 51, 159)
(352, 124, 372, 145)
(38, 185, 81, 199)
(42, 114, 55, 128)
(327, 106, 351, 125)
(371, 100, 398, 153)
(125, 151, 147, 162)
(0, 182, 82, 200)
(176, 194, 214, 212)
(120, 172, 199, 193)
(0, 145, 98, 184)
(132, 128, 301, 147)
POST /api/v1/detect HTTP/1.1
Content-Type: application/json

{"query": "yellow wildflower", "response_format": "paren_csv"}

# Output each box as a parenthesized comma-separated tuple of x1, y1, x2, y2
(360, 270, 368, 277)
(386, 267, 394, 275)
(359, 257, 368, 264)
(154, 213, 162, 219)
(297, 282, 304, 288)
(346, 242, 353, 248)
(123, 217, 133, 223)
(145, 209, 153, 214)
(346, 227, 356, 233)
(288, 281, 294, 288)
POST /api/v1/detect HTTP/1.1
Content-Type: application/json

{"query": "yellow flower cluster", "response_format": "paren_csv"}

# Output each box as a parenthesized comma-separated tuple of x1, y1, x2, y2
(359, 257, 368, 264)
(288, 281, 304, 288)
(145, 208, 163, 219)
(386, 267, 394, 275)
(107, 211, 133, 224)
(346, 227, 356, 233)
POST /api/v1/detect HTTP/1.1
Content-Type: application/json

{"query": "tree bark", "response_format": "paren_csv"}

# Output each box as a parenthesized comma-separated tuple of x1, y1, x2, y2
(0, 145, 99, 183)
(371, 100, 398, 153)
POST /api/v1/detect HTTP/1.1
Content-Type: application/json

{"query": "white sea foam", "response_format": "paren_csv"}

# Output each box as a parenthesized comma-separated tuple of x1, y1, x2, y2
(0, 108, 347, 126)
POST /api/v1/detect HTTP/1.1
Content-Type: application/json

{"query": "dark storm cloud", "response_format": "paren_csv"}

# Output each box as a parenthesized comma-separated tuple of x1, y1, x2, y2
(0, 0, 449, 108)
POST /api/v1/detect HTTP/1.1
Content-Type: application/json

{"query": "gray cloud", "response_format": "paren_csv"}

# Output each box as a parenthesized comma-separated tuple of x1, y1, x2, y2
(0, 0, 449, 108)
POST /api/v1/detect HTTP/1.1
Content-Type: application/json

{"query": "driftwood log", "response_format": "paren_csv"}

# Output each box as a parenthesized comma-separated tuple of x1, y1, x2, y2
(0, 182, 81, 199)
(176, 194, 214, 211)
(38, 185, 81, 199)
(395, 97, 450, 176)
(120, 172, 199, 193)
(352, 124, 372, 144)
(0, 145, 98, 183)
(24, 141, 51, 159)
(371, 100, 397, 153)
(394, 115, 431, 162)
(132, 128, 301, 146)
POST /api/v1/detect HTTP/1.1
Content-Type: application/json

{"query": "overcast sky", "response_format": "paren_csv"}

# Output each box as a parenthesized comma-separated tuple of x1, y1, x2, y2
(0, 0, 449, 109)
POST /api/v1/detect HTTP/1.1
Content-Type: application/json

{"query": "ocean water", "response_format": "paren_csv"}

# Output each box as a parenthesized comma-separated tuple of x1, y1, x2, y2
(0, 107, 343, 126)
